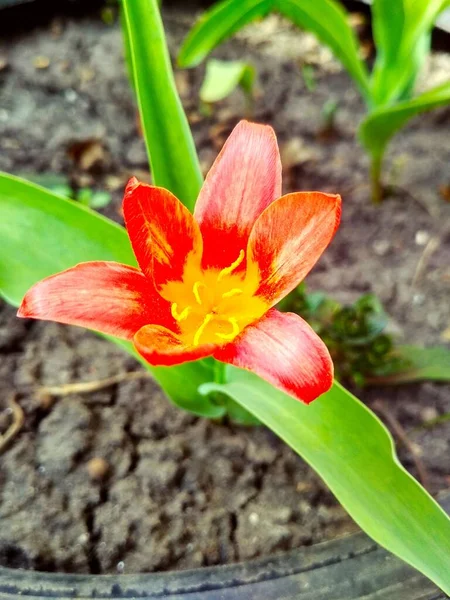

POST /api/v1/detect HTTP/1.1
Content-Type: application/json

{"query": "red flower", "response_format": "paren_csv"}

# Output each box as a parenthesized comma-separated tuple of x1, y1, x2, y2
(18, 121, 341, 404)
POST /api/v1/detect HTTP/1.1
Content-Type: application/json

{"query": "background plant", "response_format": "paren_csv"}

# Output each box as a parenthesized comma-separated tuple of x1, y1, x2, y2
(178, 0, 450, 202)
(0, 0, 450, 592)
(279, 284, 450, 387)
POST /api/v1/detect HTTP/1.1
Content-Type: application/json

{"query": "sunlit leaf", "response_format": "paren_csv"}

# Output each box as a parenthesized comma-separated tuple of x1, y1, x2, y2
(121, 0, 203, 211)
(359, 80, 450, 160)
(370, 0, 450, 106)
(178, 0, 273, 68)
(200, 370, 450, 594)
(200, 59, 255, 103)
(274, 0, 370, 101)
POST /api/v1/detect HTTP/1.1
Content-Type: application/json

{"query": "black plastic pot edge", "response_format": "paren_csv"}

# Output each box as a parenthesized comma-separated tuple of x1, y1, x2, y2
(0, 493, 449, 599)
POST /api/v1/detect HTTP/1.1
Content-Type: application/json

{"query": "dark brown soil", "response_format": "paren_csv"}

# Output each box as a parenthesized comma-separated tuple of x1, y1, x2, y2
(0, 6, 449, 575)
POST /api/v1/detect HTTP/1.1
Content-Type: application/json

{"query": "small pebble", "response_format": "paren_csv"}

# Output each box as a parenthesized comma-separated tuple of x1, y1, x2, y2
(421, 407, 439, 422)
(373, 240, 390, 256)
(86, 457, 109, 481)
(415, 230, 430, 246)
(33, 56, 50, 69)
(116, 561, 125, 573)
(77, 533, 89, 545)
(64, 89, 78, 103)
(412, 293, 425, 305)
(248, 512, 259, 525)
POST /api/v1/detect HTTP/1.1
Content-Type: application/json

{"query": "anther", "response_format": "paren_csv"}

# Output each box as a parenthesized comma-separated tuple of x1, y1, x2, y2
(171, 303, 191, 322)
(193, 313, 213, 347)
(193, 281, 205, 305)
(218, 249, 245, 281)
(216, 317, 240, 341)
(222, 288, 243, 299)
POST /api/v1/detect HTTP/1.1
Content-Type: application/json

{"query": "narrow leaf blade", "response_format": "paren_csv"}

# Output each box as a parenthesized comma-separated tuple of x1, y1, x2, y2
(274, 0, 370, 101)
(201, 370, 450, 593)
(359, 80, 450, 159)
(178, 0, 273, 68)
(370, 345, 450, 384)
(121, 0, 203, 210)
(371, 0, 449, 105)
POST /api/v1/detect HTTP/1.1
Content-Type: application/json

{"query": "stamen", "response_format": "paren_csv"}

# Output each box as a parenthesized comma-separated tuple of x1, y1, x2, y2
(193, 313, 213, 346)
(216, 317, 240, 341)
(193, 281, 205, 305)
(171, 303, 191, 322)
(218, 249, 245, 281)
(222, 288, 243, 299)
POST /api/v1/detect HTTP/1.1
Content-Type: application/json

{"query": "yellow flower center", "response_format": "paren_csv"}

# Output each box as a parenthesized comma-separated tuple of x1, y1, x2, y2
(159, 250, 267, 347)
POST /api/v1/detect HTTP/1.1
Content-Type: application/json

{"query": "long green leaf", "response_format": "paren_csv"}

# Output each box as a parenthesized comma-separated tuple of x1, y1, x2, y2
(121, 0, 203, 211)
(370, 345, 450, 384)
(178, 0, 273, 68)
(274, 0, 370, 101)
(201, 370, 450, 594)
(0, 173, 222, 418)
(370, 0, 450, 106)
(359, 80, 450, 160)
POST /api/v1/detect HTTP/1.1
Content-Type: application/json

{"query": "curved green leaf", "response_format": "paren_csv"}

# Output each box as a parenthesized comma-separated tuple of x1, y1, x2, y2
(200, 59, 255, 103)
(371, 0, 450, 106)
(359, 80, 450, 160)
(178, 0, 273, 68)
(370, 345, 450, 384)
(0, 173, 222, 418)
(274, 0, 370, 101)
(121, 0, 203, 211)
(201, 370, 450, 594)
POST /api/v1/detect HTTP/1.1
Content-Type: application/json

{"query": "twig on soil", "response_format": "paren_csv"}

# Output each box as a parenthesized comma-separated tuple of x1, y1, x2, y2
(411, 235, 441, 289)
(0, 394, 25, 454)
(372, 399, 430, 489)
(38, 371, 154, 400)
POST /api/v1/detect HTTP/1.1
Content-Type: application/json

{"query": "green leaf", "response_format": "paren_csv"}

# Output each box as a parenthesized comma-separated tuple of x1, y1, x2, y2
(78, 188, 112, 209)
(0, 172, 223, 419)
(178, 0, 273, 68)
(200, 370, 450, 594)
(369, 344, 450, 384)
(121, 0, 203, 211)
(200, 59, 255, 103)
(370, 0, 450, 106)
(273, 0, 370, 102)
(359, 80, 450, 160)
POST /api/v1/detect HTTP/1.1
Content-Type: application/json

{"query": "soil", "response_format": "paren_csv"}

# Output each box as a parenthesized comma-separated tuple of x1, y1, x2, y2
(0, 3, 449, 575)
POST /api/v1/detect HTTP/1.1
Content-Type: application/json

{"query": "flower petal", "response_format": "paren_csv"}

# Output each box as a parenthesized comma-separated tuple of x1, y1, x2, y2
(123, 178, 202, 284)
(247, 191, 341, 305)
(17, 261, 172, 340)
(194, 120, 282, 270)
(134, 325, 215, 366)
(214, 309, 333, 404)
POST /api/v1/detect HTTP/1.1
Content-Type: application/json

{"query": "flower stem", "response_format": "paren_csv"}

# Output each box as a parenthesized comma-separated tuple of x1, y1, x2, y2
(370, 154, 384, 204)
(213, 359, 226, 385)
